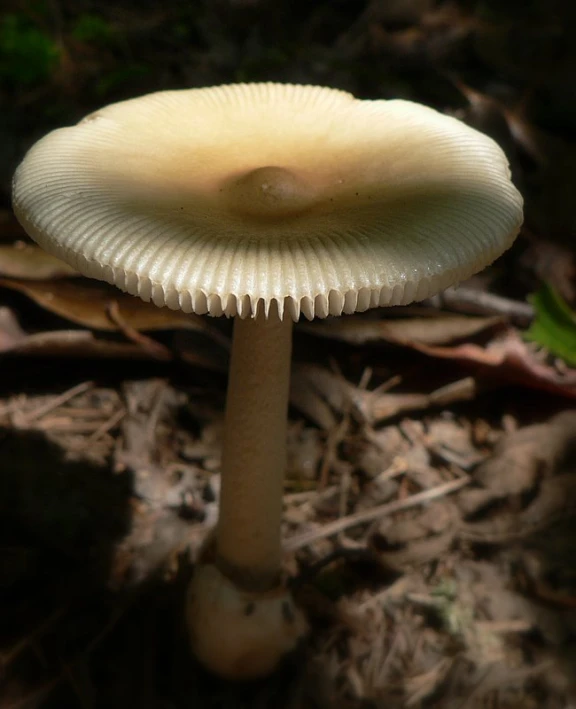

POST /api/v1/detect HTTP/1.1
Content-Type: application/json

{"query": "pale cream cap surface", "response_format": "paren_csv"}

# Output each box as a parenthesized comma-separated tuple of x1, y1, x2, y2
(12, 83, 523, 320)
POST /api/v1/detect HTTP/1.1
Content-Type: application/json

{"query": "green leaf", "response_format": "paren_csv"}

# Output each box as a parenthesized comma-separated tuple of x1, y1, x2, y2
(525, 283, 576, 365)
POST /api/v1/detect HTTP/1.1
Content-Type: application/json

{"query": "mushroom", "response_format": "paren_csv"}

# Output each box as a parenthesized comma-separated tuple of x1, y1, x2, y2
(12, 83, 523, 679)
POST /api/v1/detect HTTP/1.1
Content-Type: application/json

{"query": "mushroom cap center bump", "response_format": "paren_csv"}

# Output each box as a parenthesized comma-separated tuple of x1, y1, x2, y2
(223, 166, 315, 220)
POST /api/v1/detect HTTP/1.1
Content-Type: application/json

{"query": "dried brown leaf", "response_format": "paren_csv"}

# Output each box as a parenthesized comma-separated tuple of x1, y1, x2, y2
(0, 244, 78, 279)
(377, 529, 457, 572)
(460, 474, 576, 544)
(0, 307, 27, 351)
(303, 313, 502, 346)
(412, 330, 576, 398)
(0, 328, 226, 371)
(0, 311, 218, 368)
(379, 501, 458, 544)
(476, 413, 576, 492)
(1, 328, 157, 359)
(459, 411, 576, 523)
(0, 277, 208, 333)
(374, 501, 459, 571)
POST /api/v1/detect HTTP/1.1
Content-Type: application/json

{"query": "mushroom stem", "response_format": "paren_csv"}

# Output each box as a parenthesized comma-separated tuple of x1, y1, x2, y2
(216, 307, 293, 591)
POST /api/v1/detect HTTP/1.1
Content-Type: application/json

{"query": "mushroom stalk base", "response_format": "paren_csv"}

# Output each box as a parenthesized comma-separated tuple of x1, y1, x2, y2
(217, 310, 293, 591)
(187, 558, 307, 680)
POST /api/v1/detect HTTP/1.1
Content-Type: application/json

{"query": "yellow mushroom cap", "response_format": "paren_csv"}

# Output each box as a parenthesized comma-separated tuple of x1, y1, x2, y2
(12, 83, 523, 320)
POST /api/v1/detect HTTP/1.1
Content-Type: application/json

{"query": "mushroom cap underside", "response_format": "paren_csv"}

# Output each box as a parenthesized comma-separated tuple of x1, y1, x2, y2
(12, 83, 523, 320)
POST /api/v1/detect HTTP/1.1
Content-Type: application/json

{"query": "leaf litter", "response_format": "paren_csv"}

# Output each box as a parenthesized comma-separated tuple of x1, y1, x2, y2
(2, 0, 576, 707)
(3, 301, 576, 707)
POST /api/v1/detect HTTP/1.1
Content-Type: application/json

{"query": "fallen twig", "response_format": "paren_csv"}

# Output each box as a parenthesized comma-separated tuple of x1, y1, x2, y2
(284, 475, 470, 551)
(425, 286, 534, 327)
(14, 380, 94, 426)
(107, 300, 172, 360)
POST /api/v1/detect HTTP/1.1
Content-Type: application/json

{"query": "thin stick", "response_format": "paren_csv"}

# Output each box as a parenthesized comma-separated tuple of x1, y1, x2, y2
(107, 300, 172, 360)
(18, 380, 93, 424)
(426, 286, 534, 327)
(83, 406, 126, 445)
(283, 486, 338, 504)
(284, 475, 470, 552)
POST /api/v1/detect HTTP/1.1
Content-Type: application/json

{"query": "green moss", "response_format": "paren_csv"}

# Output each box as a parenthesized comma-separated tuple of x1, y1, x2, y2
(0, 14, 59, 87)
(71, 14, 116, 45)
